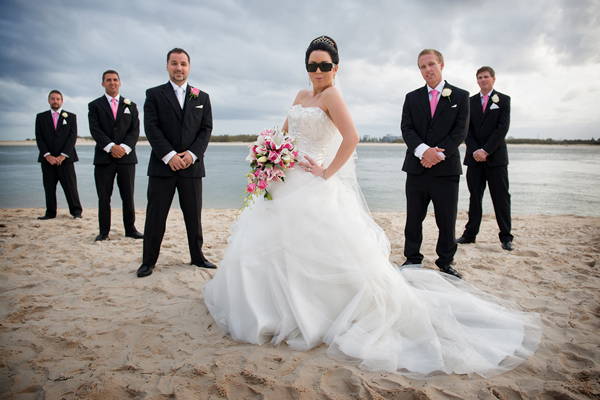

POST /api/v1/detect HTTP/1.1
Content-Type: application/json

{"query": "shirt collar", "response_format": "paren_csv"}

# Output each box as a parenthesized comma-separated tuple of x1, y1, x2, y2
(427, 81, 445, 93)
(105, 93, 120, 102)
(170, 80, 187, 92)
(480, 90, 493, 97)
(51, 108, 62, 115)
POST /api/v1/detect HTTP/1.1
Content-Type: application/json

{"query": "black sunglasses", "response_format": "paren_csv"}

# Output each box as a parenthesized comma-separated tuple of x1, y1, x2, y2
(306, 62, 336, 72)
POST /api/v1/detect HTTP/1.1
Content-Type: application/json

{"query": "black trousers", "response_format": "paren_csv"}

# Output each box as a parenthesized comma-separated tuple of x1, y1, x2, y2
(94, 163, 136, 236)
(404, 171, 459, 267)
(142, 175, 206, 266)
(41, 162, 82, 217)
(463, 163, 513, 243)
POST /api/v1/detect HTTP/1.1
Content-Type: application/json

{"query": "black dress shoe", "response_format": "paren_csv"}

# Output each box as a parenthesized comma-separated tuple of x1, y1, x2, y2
(439, 264, 463, 279)
(73, 214, 82, 219)
(125, 230, 144, 239)
(37, 215, 55, 220)
(456, 236, 476, 244)
(402, 261, 422, 266)
(136, 264, 154, 278)
(95, 234, 108, 242)
(502, 241, 514, 251)
(193, 260, 217, 269)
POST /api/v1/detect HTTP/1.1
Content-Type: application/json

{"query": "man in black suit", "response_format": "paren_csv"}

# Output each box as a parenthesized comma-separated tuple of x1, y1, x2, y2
(137, 48, 215, 278)
(458, 66, 513, 251)
(88, 70, 143, 242)
(35, 90, 83, 220)
(400, 49, 470, 278)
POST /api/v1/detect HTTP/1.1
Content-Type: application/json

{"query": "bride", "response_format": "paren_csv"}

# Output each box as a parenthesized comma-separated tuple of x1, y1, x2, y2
(202, 36, 541, 378)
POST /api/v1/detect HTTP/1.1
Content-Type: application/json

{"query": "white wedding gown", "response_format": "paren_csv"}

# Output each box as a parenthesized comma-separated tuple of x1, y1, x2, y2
(202, 105, 541, 378)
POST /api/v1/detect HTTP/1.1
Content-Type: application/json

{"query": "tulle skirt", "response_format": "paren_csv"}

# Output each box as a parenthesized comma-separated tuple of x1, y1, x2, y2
(202, 169, 541, 378)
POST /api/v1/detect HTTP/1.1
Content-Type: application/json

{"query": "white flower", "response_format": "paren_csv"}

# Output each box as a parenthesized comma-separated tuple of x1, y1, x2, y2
(61, 112, 68, 118)
(441, 88, 452, 98)
(124, 98, 131, 105)
(272, 126, 285, 147)
(491, 94, 500, 103)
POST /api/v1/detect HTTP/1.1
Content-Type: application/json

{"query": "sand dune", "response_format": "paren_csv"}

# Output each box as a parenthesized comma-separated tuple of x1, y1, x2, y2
(0, 208, 599, 399)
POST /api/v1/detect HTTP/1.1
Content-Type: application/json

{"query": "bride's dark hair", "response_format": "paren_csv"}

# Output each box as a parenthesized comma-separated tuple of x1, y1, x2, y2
(305, 35, 339, 65)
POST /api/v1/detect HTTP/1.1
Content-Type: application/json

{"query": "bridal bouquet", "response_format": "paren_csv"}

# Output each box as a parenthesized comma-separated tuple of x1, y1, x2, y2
(240, 127, 298, 211)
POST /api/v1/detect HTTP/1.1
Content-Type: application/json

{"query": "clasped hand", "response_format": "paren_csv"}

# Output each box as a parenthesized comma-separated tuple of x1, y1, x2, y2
(168, 152, 194, 171)
(45, 154, 66, 166)
(420, 147, 445, 168)
(473, 149, 488, 162)
(110, 145, 127, 159)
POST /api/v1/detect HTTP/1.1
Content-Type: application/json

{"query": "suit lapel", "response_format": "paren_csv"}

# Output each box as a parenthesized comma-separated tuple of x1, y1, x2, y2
(418, 86, 431, 121)
(46, 110, 56, 131)
(182, 84, 193, 120)
(162, 82, 183, 121)
(473, 94, 484, 119)
(99, 96, 114, 121)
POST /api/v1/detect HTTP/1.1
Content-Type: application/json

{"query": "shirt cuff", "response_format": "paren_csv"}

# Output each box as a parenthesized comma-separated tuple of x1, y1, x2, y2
(120, 144, 132, 155)
(104, 142, 116, 153)
(187, 150, 198, 163)
(43, 152, 50, 157)
(162, 150, 177, 164)
(474, 149, 489, 155)
(61, 153, 69, 158)
(414, 143, 429, 160)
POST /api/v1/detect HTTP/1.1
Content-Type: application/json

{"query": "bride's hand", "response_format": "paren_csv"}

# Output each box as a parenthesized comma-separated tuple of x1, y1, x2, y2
(299, 156, 326, 179)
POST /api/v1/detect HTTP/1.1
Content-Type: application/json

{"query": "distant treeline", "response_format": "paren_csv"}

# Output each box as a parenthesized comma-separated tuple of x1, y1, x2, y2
(76, 136, 600, 145)
(381, 138, 600, 145)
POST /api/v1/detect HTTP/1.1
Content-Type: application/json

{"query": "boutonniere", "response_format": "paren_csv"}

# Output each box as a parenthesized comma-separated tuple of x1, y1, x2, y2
(189, 87, 200, 101)
(441, 88, 452, 102)
(123, 98, 131, 106)
(491, 94, 500, 104)
(61, 112, 68, 119)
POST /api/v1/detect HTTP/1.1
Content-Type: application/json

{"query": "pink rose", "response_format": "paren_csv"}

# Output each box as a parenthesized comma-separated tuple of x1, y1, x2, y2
(289, 162, 295, 167)
(258, 180, 268, 190)
(190, 87, 200, 96)
(246, 183, 256, 193)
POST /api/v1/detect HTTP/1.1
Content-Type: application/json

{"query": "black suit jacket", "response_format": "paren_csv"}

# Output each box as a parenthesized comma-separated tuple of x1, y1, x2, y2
(144, 82, 212, 177)
(464, 90, 510, 167)
(88, 95, 140, 165)
(401, 82, 470, 176)
(35, 110, 79, 163)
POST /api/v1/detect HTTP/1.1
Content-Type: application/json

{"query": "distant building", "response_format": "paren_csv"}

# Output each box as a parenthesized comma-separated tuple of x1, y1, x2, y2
(381, 134, 402, 143)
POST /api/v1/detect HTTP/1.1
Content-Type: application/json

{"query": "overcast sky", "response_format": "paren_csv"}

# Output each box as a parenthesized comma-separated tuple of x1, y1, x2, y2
(1, 0, 599, 141)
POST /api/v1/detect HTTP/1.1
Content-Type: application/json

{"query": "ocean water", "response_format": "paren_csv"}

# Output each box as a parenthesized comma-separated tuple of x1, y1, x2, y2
(1, 144, 599, 216)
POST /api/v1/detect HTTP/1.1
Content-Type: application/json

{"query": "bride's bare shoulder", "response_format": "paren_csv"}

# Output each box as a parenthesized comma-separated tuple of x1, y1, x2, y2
(291, 89, 312, 106)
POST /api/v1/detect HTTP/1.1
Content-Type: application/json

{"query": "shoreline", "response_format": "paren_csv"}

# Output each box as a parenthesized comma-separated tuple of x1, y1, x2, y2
(1, 139, 598, 148)
(0, 207, 599, 398)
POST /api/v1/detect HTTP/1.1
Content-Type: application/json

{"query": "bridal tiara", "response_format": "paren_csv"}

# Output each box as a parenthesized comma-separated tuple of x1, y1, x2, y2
(312, 36, 336, 50)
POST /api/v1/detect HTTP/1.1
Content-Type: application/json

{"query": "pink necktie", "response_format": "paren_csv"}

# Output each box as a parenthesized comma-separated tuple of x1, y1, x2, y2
(430, 89, 439, 118)
(111, 98, 118, 119)
(52, 112, 58, 129)
(482, 95, 489, 113)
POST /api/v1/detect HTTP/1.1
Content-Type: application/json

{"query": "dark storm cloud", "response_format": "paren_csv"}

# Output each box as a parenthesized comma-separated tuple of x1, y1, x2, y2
(0, 0, 598, 140)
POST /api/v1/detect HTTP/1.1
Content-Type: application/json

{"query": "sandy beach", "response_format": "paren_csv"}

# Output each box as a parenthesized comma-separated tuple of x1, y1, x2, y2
(0, 208, 599, 399)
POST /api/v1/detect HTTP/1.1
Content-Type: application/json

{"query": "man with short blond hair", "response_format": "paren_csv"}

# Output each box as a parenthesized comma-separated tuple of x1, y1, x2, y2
(400, 49, 470, 278)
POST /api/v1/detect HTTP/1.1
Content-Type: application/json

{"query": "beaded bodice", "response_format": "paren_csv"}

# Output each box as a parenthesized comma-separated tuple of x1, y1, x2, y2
(287, 104, 337, 165)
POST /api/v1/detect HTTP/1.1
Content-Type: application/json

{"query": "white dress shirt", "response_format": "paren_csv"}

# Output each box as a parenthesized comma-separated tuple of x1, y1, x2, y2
(414, 81, 446, 161)
(102, 94, 132, 155)
(473, 90, 494, 156)
(44, 108, 69, 158)
(161, 81, 198, 165)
